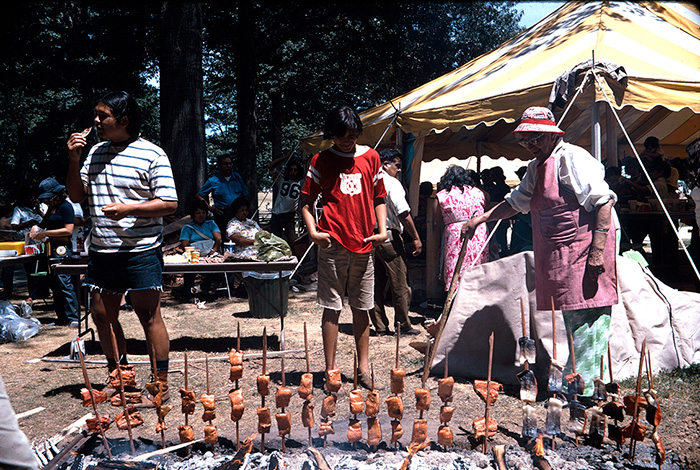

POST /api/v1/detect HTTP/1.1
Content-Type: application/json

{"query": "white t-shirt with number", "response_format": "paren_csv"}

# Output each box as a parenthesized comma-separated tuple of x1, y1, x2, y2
(271, 177, 302, 215)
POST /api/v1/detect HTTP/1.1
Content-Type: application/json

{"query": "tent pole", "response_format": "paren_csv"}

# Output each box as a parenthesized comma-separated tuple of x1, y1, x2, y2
(590, 51, 602, 162)
(592, 101, 602, 162)
(591, 71, 700, 284)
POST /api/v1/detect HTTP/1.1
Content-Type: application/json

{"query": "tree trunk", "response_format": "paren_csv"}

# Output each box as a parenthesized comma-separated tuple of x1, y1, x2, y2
(235, 1, 258, 217)
(160, 1, 205, 215)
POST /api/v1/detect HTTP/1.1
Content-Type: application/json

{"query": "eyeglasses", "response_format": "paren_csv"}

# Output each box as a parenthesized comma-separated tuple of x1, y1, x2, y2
(517, 133, 545, 148)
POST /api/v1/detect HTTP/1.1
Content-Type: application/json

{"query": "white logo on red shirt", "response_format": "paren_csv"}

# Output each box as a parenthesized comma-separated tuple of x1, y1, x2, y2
(339, 173, 362, 196)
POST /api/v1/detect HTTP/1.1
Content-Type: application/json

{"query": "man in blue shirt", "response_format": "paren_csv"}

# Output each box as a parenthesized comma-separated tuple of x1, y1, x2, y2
(197, 154, 249, 234)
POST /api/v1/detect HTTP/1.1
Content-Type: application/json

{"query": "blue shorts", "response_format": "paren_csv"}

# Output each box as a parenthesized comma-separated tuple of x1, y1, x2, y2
(85, 248, 163, 294)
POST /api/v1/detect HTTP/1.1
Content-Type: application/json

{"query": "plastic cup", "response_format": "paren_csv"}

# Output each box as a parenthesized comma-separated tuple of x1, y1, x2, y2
(191, 250, 200, 264)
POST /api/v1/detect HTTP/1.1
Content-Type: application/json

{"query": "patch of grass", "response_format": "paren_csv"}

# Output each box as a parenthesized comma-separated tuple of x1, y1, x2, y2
(619, 364, 700, 401)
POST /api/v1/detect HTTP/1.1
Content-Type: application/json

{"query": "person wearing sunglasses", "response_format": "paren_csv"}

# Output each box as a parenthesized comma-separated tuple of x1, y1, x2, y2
(462, 106, 618, 394)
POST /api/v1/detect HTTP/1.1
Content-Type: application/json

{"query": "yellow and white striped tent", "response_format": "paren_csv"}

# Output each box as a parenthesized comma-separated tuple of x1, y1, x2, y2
(301, 1, 700, 203)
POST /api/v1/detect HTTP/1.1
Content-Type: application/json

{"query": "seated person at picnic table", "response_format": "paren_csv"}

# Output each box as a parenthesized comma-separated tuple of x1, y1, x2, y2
(179, 199, 222, 296)
(226, 196, 261, 259)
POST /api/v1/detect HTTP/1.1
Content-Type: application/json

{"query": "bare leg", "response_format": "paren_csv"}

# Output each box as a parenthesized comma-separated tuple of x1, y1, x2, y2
(129, 289, 169, 364)
(90, 290, 126, 362)
(351, 306, 370, 375)
(321, 307, 340, 371)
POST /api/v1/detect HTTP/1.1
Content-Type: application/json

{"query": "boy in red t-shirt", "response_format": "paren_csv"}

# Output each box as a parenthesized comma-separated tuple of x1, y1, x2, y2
(301, 106, 387, 390)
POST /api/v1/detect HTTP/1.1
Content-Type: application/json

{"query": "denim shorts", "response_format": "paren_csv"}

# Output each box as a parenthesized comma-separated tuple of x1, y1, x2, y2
(84, 248, 163, 294)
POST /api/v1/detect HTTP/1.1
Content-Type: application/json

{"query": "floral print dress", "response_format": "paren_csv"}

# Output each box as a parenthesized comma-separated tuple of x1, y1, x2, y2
(226, 217, 261, 259)
(436, 185, 488, 291)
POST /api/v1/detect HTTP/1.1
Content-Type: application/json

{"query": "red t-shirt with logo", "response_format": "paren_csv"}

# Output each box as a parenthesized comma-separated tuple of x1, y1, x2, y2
(302, 145, 387, 253)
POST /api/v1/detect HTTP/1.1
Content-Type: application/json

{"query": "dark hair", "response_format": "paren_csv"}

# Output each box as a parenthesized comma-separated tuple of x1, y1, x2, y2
(231, 196, 249, 214)
(15, 187, 36, 207)
(322, 106, 363, 140)
(438, 165, 479, 192)
(379, 148, 403, 164)
(98, 91, 142, 137)
(217, 153, 233, 165)
(648, 158, 670, 177)
(188, 199, 210, 219)
(490, 166, 505, 181)
(644, 136, 660, 150)
(687, 138, 700, 163)
(605, 166, 621, 178)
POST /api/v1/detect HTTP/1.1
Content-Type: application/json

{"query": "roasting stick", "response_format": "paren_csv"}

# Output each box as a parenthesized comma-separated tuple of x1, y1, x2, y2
(482, 331, 495, 454)
(353, 352, 359, 450)
(303, 323, 312, 447)
(549, 298, 558, 451)
(521, 298, 529, 371)
(206, 355, 215, 453)
(391, 329, 402, 450)
(420, 340, 431, 421)
(76, 348, 112, 458)
(606, 340, 623, 450)
(370, 365, 379, 452)
(235, 324, 241, 449)
(182, 351, 191, 456)
(566, 332, 580, 445)
(150, 346, 166, 449)
(109, 325, 136, 455)
(629, 339, 647, 462)
(261, 328, 268, 453)
(280, 354, 287, 453)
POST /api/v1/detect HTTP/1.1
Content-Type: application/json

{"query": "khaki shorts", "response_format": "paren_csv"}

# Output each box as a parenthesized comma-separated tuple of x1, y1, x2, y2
(317, 239, 374, 311)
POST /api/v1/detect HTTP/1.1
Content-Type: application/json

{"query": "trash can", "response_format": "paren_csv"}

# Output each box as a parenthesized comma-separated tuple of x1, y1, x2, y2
(246, 275, 289, 318)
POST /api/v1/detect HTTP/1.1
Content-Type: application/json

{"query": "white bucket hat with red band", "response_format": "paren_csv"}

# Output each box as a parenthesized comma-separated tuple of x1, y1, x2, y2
(513, 106, 564, 135)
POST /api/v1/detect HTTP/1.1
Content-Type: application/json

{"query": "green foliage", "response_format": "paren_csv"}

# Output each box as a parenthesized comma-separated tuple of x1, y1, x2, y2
(0, 2, 524, 200)
(202, 2, 523, 189)
(0, 2, 160, 202)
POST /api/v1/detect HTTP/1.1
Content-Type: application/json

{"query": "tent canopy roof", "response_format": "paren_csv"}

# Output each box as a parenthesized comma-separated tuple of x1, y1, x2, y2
(301, 1, 700, 161)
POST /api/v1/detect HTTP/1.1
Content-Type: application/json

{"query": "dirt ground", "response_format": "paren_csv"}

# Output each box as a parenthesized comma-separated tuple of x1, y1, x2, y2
(1, 272, 700, 469)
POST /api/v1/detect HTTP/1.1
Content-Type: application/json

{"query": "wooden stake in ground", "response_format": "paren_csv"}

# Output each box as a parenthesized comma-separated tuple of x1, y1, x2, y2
(565, 332, 586, 443)
(482, 331, 495, 454)
(109, 325, 136, 455)
(301, 322, 314, 448)
(437, 353, 455, 448)
(259, 327, 269, 453)
(199, 355, 219, 452)
(148, 345, 166, 449)
(388, 329, 405, 450)
(236, 323, 241, 449)
(628, 339, 647, 462)
(76, 348, 112, 458)
(348, 352, 362, 450)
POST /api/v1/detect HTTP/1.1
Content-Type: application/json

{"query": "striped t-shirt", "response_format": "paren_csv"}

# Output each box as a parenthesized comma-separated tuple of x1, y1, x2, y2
(80, 138, 178, 252)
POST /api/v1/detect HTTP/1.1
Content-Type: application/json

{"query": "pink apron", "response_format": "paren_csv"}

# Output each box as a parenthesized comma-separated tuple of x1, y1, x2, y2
(530, 154, 618, 311)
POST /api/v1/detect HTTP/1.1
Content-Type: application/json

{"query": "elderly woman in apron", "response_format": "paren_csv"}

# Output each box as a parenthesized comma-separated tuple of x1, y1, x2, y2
(463, 107, 618, 393)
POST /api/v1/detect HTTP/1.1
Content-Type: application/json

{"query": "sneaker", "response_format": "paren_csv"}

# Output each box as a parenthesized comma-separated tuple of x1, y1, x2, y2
(358, 372, 385, 391)
(69, 321, 79, 329)
(400, 327, 421, 336)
